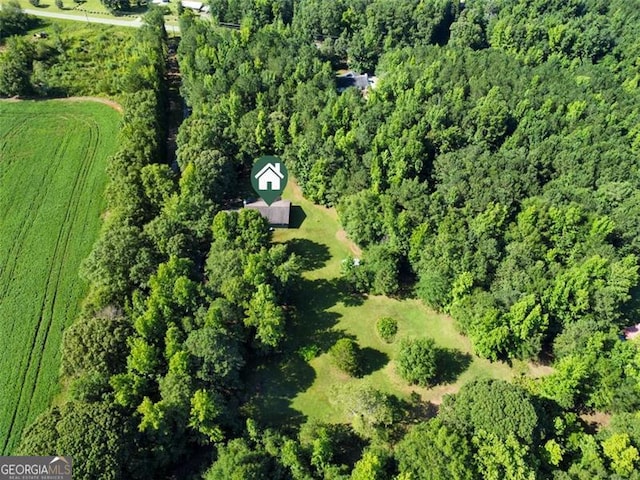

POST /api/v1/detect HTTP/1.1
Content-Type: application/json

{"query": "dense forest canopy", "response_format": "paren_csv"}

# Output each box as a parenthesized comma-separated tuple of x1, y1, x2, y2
(286, 0, 640, 362)
(185, 0, 640, 364)
(6, 0, 640, 478)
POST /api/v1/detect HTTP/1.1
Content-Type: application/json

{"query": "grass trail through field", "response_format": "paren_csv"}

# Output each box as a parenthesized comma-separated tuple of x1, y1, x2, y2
(0, 101, 119, 454)
(247, 180, 544, 425)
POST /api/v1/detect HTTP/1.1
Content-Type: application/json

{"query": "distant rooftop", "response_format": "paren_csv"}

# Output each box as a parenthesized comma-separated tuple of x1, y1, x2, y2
(151, 0, 206, 10)
(336, 71, 378, 92)
(182, 0, 204, 10)
(624, 324, 640, 340)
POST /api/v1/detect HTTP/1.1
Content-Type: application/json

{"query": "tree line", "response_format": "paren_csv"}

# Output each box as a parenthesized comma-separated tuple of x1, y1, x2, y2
(0, 1, 37, 97)
(17, 8, 302, 479)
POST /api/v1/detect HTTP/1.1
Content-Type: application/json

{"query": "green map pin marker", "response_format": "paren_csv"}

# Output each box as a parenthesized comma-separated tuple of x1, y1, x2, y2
(251, 155, 288, 206)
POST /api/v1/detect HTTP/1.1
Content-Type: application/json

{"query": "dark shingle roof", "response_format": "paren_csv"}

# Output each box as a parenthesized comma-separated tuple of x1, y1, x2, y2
(353, 74, 369, 89)
(245, 199, 291, 226)
(336, 71, 370, 91)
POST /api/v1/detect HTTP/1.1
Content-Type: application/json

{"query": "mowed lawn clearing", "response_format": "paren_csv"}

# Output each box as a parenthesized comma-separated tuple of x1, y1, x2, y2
(0, 100, 120, 454)
(246, 180, 540, 425)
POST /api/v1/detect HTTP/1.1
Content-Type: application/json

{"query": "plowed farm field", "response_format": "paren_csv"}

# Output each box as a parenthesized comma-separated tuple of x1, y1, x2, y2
(0, 100, 119, 453)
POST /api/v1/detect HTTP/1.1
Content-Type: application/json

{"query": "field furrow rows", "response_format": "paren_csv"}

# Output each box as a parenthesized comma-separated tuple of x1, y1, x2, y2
(0, 116, 30, 192)
(0, 101, 119, 454)
(22, 119, 99, 427)
(2, 128, 77, 454)
(0, 112, 69, 281)
(0, 116, 69, 368)
(1, 127, 74, 453)
(0, 116, 69, 316)
(0, 118, 68, 432)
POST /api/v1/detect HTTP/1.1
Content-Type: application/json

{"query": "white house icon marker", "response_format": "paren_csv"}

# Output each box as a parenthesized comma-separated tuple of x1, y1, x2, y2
(255, 162, 284, 191)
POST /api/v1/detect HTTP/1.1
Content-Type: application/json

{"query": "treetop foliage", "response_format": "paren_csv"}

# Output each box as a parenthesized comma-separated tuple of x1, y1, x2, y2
(0, 1, 33, 39)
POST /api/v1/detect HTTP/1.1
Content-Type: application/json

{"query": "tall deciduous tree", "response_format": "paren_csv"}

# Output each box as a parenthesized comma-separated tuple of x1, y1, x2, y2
(396, 338, 437, 386)
(440, 379, 545, 444)
(204, 438, 275, 480)
(396, 419, 474, 480)
(245, 283, 286, 350)
(62, 308, 132, 377)
(18, 402, 134, 480)
(0, 36, 33, 97)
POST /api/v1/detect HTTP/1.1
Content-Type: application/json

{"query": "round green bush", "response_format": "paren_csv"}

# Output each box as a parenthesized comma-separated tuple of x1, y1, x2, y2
(376, 317, 398, 343)
(397, 338, 437, 386)
(329, 338, 361, 376)
(298, 344, 321, 362)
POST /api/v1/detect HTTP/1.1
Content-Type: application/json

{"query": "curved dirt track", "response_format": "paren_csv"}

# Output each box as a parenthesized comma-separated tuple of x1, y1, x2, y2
(54, 96, 123, 113)
(1, 96, 123, 113)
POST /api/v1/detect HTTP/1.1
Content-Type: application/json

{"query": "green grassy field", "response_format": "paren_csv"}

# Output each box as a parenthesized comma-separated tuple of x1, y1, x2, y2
(0, 100, 120, 454)
(246, 181, 539, 425)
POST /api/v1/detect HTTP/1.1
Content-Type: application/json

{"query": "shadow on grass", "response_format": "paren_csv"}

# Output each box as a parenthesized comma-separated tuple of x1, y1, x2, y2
(286, 238, 330, 272)
(332, 277, 365, 307)
(26, 17, 44, 30)
(434, 348, 472, 385)
(288, 277, 347, 352)
(245, 276, 349, 425)
(322, 424, 368, 469)
(289, 205, 307, 229)
(403, 392, 439, 424)
(244, 355, 314, 428)
(358, 347, 389, 377)
(122, 5, 149, 14)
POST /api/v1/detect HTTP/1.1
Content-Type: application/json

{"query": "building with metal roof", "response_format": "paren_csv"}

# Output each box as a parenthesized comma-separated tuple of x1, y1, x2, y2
(244, 199, 291, 227)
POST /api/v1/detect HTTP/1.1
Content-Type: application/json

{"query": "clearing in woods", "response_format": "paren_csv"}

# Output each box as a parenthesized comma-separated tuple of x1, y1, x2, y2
(246, 180, 547, 426)
(0, 100, 120, 454)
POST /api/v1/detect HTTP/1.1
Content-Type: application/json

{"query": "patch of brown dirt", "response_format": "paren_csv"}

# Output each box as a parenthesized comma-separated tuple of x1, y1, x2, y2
(580, 411, 612, 428)
(336, 229, 362, 257)
(0, 96, 123, 113)
(526, 362, 554, 378)
(57, 96, 123, 113)
(425, 384, 461, 405)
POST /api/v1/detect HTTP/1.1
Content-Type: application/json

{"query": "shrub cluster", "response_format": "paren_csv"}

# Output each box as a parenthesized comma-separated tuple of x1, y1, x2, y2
(376, 317, 398, 343)
(329, 338, 361, 376)
(396, 338, 437, 386)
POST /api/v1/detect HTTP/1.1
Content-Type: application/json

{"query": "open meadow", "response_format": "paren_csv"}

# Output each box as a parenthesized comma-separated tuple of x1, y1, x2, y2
(0, 100, 120, 454)
(246, 181, 545, 425)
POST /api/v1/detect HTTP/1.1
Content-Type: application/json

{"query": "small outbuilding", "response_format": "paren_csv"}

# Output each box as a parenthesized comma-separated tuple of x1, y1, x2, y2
(244, 198, 291, 227)
(182, 0, 204, 11)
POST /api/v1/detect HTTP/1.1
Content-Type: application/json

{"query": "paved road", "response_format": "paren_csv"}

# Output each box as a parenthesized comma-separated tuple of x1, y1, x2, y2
(23, 8, 180, 32)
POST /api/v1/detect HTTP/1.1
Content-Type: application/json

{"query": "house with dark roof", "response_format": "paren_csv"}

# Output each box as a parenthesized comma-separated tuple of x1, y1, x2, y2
(244, 199, 291, 227)
(336, 71, 378, 93)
